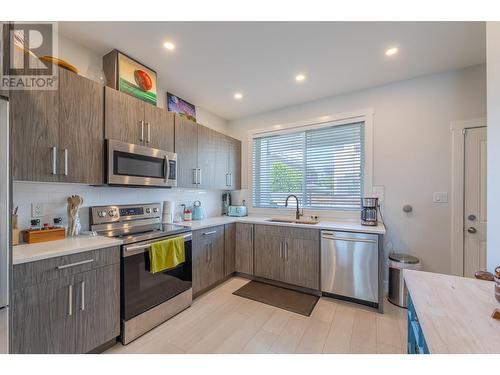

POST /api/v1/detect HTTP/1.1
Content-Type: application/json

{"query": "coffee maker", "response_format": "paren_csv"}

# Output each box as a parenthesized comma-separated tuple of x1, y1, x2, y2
(222, 192, 231, 215)
(361, 197, 378, 226)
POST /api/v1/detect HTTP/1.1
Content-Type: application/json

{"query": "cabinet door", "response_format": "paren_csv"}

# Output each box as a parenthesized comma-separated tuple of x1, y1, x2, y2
(254, 232, 283, 282)
(74, 264, 120, 353)
(174, 115, 198, 188)
(10, 276, 75, 353)
(197, 125, 218, 189)
(58, 68, 104, 184)
(227, 136, 241, 190)
(10, 87, 59, 182)
(144, 103, 174, 151)
(104, 87, 145, 145)
(224, 223, 236, 276)
(192, 229, 209, 295)
(283, 237, 320, 289)
(205, 226, 225, 286)
(235, 223, 254, 275)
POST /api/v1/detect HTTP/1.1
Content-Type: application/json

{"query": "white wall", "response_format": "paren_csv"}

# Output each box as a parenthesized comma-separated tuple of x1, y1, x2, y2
(228, 65, 487, 275)
(487, 22, 500, 272)
(57, 34, 229, 134)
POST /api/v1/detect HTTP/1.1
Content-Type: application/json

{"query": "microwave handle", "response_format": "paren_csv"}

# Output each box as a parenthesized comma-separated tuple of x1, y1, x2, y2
(164, 155, 169, 182)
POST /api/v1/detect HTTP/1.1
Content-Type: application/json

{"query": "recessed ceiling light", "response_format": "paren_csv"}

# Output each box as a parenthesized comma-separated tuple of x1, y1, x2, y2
(295, 74, 306, 82)
(163, 41, 175, 50)
(385, 47, 398, 56)
(234, 92, 243, 100)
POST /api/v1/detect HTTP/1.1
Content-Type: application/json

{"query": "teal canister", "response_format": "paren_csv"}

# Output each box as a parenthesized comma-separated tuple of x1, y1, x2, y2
(192, 200, 204, 220)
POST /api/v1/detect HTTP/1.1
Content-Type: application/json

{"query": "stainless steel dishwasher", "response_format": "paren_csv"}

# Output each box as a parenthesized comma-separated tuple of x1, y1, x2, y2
(321, 230, 379, 307)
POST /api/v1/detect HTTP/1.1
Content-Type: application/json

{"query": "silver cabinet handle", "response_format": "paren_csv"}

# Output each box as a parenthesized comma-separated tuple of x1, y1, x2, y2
(229, 173, 232, 187)
(68, 284, 73, 316)
(322, 236, 377, 244)
(225, 173, 229, 187)
(57, 259, 94, 270)
(209, 243, 213, 262)
(63, 148, 68, 176)
(279, 241, 283, 258)
(80, 281, 85, 311)
(198, 168, 202, 185)
(147, 122, 151, 143)
(203, 230, 217, 236)
(250, 225, 253, 242)
(51, 146, 57, 175)
(140, 120, 144, 142)
(285, 241, 288, 260)
(193, 169, 198, 184)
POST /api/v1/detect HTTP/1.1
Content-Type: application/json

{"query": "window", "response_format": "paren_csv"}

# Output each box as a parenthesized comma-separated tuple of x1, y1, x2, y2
(252, 121, 364, 210)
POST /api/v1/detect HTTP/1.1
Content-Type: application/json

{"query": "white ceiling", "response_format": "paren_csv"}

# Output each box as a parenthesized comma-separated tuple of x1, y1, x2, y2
(59, 22, 485, 120)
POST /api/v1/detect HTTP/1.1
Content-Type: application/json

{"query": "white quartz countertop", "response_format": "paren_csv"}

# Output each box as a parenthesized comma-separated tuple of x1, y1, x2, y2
(404, 269, 500, 354)
(178, 215, 386, 234)
(13, 236, 123, 265)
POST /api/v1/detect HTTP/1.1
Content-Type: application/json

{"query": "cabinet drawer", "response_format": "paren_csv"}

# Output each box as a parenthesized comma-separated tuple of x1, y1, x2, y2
(255, 224, 319, 241)
(13, 246, 120, 291)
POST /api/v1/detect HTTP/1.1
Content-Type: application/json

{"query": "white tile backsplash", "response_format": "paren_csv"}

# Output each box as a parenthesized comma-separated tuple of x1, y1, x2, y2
(13, 182, 227, 231)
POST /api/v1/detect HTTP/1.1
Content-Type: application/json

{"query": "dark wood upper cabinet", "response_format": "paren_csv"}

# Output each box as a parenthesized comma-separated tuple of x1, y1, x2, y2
(104, 86, 144, 145)
(226, 135, 241, 190)
(197, 124, 218, 189)
(144, 103, 175, 151)
(174, 115, 198, 188)
(58, 68, 104, 184)
(10, 84, 59, 182)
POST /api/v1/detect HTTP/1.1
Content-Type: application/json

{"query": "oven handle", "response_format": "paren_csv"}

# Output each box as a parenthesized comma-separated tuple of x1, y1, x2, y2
(124, 233, 192, 253)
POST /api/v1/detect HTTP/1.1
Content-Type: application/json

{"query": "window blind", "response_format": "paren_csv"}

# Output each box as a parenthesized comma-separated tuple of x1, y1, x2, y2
(252, 121, 364, 210)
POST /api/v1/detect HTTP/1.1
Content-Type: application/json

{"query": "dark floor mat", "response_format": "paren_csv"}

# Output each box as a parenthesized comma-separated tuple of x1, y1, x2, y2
(233, 280, 319, 316)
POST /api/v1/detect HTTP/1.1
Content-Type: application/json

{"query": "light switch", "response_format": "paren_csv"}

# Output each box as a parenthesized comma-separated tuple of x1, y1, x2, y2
(433, 192, 448, 203)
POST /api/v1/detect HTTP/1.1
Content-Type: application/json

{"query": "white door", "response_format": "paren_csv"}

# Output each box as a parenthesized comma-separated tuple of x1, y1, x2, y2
(464, 127, 487, 277)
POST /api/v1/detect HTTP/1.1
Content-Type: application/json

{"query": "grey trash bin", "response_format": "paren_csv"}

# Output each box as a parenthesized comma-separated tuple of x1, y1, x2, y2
(388, 253, 420, 308)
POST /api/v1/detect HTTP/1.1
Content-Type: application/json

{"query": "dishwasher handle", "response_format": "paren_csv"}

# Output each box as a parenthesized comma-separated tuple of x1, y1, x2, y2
(321, 235, 377, 244)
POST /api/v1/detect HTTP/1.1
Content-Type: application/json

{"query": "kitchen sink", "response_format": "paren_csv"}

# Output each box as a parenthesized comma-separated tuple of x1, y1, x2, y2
(266, 218, 320, 225)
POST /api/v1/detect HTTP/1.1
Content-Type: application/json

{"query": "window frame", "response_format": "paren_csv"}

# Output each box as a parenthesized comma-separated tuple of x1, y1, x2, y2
(247, 109, 374, 216)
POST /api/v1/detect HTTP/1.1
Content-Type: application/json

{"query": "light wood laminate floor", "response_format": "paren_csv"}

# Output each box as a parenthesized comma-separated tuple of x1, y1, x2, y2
(106, 277, 407, 354)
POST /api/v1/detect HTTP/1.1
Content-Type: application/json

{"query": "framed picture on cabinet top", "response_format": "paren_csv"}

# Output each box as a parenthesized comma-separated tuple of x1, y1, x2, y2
(103, 49, 158, 105)
(167, 92, 196, 122)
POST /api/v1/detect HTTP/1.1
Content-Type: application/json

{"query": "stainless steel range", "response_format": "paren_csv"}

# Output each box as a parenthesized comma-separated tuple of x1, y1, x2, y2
(90, 203, 192, 345)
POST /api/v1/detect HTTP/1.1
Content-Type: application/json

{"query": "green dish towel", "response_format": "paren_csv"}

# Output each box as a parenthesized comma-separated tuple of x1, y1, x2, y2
(149, 236, 185, 274)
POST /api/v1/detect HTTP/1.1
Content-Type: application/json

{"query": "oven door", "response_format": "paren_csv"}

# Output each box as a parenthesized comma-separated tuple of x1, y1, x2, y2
(107, 139, 177, 187)
(121, 233, 192, 321)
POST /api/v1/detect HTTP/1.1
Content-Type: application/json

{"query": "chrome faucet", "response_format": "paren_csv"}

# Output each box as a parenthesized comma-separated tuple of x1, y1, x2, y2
(285, 194, 303, 220)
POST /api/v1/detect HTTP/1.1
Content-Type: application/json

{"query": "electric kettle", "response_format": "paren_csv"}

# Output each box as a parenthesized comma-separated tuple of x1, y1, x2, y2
(192, 200, 204, 220)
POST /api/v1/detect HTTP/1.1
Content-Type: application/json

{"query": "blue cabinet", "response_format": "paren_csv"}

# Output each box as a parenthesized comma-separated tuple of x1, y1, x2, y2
(407, 294, 429, 354)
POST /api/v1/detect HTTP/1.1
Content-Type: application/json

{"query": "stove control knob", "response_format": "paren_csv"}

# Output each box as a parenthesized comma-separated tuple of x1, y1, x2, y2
(108, 210, 116, 217)
(153, 207, 159, 213)
(97, 211, 106, 218)
(146, 208, 152, 214)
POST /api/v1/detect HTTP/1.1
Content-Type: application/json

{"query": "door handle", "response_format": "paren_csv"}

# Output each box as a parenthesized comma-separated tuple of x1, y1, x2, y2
(193, 169, 198, 184)
(140, 120, 144, 142)
(63, 148, 68, 176)
(80, 281, 85, 311)
(467, 227, 477, 234)
(68, 284, 73, 316)
(51, 146, 57, 175)
(146, 122, 151, 143)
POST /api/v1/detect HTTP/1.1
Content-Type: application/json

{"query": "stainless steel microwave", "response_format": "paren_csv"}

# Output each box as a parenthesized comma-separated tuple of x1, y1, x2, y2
(106, 139, 177, 187)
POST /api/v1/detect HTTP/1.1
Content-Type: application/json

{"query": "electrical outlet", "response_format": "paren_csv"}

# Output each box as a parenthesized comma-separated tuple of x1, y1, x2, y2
(31, 202, 44, 217)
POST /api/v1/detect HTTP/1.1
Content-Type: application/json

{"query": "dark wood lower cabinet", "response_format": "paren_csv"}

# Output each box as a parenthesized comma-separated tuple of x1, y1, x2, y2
(192, 225, 225, 295)
(235, 223, 254, 275)
(224, 223, 236, 277)
(10, 247, 120, 354)
(253, 224, 320, 290)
